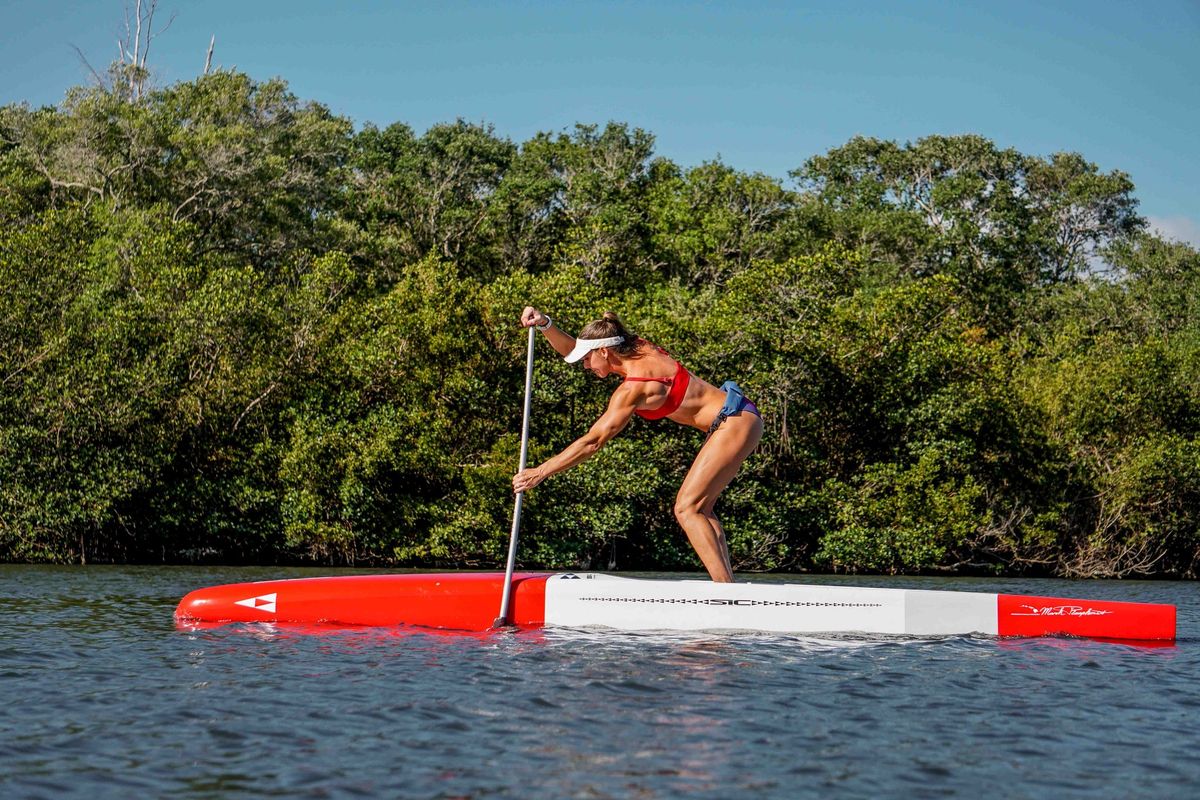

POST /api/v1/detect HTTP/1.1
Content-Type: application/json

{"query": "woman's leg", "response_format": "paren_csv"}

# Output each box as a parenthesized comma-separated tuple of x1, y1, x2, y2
(674, 413, 764, 582)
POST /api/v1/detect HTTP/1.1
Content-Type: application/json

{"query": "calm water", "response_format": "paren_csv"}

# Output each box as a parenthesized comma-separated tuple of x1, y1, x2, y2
(1, 566, 1198, 799)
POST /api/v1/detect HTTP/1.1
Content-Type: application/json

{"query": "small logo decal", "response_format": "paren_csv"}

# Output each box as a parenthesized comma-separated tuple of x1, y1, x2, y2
(235, 593, 277, 613)
(577, 596, 881, 608)
(1010, 604, 1112, 617)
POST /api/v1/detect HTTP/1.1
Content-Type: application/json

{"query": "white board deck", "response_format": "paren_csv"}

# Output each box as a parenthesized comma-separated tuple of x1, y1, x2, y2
(543, 573, 999, 636)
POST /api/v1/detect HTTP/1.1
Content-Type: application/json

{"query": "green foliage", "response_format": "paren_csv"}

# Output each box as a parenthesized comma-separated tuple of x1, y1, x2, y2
(0, 204, 212, 560)
(1, 71, 1195, 576)
(648, 159, 793, 285)
(798, 135, 1144, 328)
(2, 73, 351, 267)
(1013, 271, 1200, 575)
(1092, 435, 1200, 576)
(818, 449, 987, 573)
(349, 120, 516, 278)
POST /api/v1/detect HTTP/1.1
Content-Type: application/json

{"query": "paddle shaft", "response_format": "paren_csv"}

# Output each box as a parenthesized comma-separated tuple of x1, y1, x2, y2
(494, 325, 536, 627)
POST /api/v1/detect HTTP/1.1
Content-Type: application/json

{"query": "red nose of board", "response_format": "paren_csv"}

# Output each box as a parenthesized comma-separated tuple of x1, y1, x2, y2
(175, 573, 549, 630)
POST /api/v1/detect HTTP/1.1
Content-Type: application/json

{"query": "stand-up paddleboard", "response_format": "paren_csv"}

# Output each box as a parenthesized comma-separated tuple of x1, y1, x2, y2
(175, 572, 1176, 641)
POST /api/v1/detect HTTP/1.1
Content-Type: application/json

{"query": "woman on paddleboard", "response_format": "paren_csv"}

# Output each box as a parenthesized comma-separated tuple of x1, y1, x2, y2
(512, 307, 763, 583)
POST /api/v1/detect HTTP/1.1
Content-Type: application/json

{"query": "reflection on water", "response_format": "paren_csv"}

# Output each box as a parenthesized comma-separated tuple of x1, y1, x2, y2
(1, 565, 1198, 799)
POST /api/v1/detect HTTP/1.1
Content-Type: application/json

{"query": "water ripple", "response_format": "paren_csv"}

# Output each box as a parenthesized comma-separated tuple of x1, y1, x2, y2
(1, 566, 1198, 799)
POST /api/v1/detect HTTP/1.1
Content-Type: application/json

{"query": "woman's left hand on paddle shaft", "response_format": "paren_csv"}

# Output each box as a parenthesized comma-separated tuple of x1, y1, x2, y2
(512, 467, 546, 494)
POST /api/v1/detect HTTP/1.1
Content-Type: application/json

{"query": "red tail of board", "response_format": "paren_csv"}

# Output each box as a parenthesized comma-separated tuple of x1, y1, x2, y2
(998, 594, 1175, 640)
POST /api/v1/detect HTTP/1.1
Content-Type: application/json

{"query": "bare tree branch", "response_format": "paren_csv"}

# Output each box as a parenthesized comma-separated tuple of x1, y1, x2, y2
(109, 0, 172, 100)
(70, 43, 107, 88)
(140, 8, 178, 69)
(122, 2, 132, 61)
(132, 0, 143, 73)
(204, 35, 215, 74)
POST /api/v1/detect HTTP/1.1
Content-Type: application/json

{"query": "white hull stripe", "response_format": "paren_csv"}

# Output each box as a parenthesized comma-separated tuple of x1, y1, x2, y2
(544, 574, 999, 635)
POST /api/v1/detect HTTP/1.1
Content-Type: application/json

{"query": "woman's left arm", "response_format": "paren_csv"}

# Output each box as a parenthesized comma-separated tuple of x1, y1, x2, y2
(512, 385, 641, 493)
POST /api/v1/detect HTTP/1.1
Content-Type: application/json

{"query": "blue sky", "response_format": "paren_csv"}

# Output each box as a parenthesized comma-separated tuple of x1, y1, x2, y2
(3, 0, 1198, 244)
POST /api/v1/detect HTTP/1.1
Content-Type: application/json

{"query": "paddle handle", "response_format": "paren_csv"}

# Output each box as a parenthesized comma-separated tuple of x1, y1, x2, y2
(494, 325, 536, 627)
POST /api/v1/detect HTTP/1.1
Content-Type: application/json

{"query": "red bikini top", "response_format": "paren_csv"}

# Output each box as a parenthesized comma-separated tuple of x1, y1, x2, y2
(624, 344, 691, 420)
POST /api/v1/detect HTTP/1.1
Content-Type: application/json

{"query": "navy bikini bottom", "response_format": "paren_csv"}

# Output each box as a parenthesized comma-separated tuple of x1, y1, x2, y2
(707, 381, 761, 436)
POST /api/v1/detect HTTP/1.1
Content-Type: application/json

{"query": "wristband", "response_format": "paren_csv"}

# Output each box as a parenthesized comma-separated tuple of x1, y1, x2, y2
(535, 316, 553, 332)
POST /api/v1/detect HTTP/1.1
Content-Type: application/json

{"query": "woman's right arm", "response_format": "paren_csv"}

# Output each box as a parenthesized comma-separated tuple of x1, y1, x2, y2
(512, 383, 640, 493)
(521, 306, 576, 359)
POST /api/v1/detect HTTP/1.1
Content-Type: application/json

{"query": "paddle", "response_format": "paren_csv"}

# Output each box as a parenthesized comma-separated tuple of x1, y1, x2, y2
(492, 324, 536, 628)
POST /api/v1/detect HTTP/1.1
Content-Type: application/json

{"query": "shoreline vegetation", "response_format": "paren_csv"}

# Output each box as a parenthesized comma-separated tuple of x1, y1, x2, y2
(2, 69, 1197, 577)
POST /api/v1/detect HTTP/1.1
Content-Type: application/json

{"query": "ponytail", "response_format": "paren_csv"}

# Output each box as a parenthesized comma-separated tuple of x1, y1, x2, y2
(578, 312, 641, 357)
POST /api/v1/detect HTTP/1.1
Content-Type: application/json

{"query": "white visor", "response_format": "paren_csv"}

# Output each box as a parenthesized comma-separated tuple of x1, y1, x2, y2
(564, 336, 624, 363)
